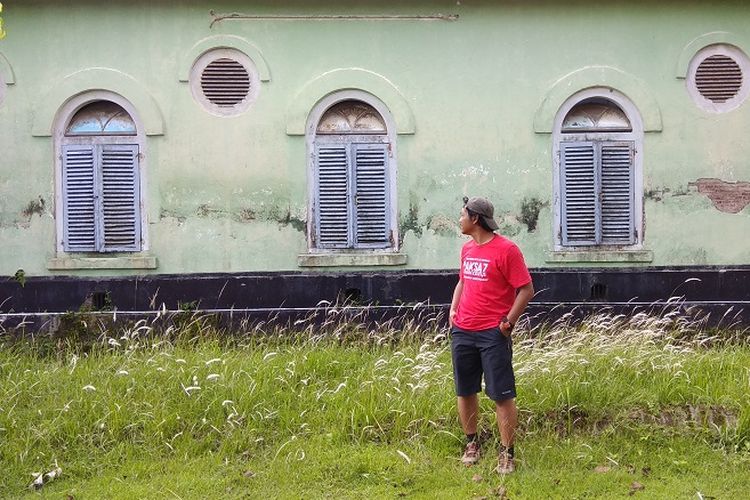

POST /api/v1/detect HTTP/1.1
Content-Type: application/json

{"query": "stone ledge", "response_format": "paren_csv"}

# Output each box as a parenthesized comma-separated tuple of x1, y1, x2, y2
(48, 256, 158, 270)
(298, 253, 408, 267)
(546, 250, 653, 263)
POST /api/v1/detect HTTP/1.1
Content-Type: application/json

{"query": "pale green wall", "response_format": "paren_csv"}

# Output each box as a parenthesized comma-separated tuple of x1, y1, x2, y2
(1, 0, 749, 276)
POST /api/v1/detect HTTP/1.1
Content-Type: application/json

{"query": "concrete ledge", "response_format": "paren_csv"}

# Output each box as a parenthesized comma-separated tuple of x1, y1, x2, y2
(298, 253, 407, 267)
(546, 250, 653, 264)
(47, 256, 158, 270)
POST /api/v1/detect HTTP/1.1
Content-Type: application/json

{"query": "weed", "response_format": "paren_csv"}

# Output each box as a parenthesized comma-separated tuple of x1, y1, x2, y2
(0, 304, 748, 497)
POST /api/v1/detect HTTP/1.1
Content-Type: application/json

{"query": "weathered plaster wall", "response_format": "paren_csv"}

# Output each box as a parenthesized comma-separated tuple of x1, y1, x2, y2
(1, 0, 749, 277)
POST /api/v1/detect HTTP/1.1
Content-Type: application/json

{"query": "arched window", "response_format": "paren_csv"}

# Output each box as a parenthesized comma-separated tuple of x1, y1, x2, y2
(310, 97, 395, 250)
(58, 98, 142, 252)
(553, 91, 643, 248)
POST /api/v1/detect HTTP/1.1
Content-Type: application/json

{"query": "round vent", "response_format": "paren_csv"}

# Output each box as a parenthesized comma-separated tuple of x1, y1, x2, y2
(695, 55, 742, 103)
(201, 58, 251, 107)
(688, 44, 749, 113)
(190, 48, 259, 116)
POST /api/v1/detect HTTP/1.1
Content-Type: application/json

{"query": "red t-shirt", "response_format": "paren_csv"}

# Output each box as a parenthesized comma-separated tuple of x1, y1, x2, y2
(453, 234, 532, 332)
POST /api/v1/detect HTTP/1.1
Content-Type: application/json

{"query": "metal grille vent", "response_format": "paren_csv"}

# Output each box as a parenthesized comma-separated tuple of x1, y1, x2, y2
(695, 55, 743, 103)
(200, 58, 251, 107)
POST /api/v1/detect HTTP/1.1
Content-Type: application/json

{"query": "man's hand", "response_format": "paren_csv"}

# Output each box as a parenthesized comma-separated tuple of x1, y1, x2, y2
(449, 280, 463, 329)
(499, 316, 514, 337)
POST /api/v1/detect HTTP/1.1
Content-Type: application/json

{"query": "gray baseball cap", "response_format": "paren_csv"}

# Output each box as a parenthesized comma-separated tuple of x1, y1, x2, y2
(463, 196, 499, 231)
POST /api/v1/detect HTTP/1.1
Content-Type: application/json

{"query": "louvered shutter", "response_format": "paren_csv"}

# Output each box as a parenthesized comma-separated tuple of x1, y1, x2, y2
(315, 145, 350, 248)
(561, 142, 598, 246)
(600, 142, 634, 245)
(62, 145, 97, 251)
(101, 145, 141, 251)
(353, 144, 390, 248)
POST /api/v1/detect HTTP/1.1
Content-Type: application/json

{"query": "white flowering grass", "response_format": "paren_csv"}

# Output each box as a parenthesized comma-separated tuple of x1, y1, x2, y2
(0, 306, 748, 497)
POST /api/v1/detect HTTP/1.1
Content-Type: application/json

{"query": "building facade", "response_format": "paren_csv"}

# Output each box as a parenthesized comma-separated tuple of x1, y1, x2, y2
(1, 1, 749, 314)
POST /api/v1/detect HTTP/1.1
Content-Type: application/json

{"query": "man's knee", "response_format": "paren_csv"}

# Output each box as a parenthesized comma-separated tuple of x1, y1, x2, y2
(494, 397, 517, 411)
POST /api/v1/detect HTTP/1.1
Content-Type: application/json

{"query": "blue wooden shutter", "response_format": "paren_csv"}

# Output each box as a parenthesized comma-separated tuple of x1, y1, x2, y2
(353, 143, 390, 248)
(62, 145, 97, 251)
(315, 145, 350, 248)
(100, 144, 141, 251)
(600, 142, 635, 245)
(561, 142, 598, 245)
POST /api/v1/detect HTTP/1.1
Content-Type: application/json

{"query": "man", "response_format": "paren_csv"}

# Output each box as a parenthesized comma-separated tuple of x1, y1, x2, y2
(449, 196, 534, 474)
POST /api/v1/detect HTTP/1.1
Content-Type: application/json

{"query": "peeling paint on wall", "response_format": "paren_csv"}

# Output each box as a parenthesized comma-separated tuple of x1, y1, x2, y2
(426, 213, 456, 236)
(498, 216, 522, 237)
(280, 210, 306, 233)
(690, 178, 750, 213)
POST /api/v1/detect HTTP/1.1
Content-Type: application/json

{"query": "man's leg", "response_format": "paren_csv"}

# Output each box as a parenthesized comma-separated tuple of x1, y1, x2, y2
(495, 397, 517, 474)
(458, 394, 479, 435)
(495, 397, 517, 448)
(458, 393, 480, 465)
(451, 328, 483, 465)
(476, 328, 517, 474)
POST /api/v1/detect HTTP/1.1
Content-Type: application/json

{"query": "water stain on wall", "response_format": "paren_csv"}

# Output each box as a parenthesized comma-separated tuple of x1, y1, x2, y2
(21, 197, 46, 218)
(400, 200, 422, 237)
(519, 197, 547, 232)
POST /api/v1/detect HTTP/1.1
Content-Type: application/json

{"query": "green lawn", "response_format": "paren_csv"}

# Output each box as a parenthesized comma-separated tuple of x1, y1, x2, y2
(1, 311, 748, 498)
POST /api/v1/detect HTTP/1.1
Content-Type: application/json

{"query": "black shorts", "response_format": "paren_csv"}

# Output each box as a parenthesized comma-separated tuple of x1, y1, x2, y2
(450, 326, 516, 401)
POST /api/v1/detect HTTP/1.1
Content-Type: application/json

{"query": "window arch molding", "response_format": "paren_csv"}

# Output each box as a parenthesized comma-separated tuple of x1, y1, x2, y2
(552, 88, 645, 251)
(303, 90, 402, 260)
(32, 68, 164, 137)
(53, 90, 149, 254)
(288, 68, 415, 136)
(0, 52, 15, 107)
(674, 31, 748, 78)
(178, 35, 271, 82)
(534, 66, 662, 134)
(0, 69, 5, 107)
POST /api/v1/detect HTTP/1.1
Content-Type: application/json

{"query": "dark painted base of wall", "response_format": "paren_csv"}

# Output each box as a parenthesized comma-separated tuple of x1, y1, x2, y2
(2, 266, 749, 328)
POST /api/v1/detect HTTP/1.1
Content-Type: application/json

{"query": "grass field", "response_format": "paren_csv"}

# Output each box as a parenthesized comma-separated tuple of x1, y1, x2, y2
(1, 307, 748, 498)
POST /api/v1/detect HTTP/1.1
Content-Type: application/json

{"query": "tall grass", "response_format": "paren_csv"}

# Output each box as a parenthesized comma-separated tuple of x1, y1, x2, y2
(0, 303, 748, 496)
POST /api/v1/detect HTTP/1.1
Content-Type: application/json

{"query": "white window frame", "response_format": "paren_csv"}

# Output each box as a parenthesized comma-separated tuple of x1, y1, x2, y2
(687, 44, 750, 114)
(54, 91, 148, 253)
(552, 88, 644, 251)
(305, 90, 399, 253)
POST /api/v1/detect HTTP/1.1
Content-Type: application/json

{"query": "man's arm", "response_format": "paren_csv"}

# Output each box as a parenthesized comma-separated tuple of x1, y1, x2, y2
(500, 281, 534, 335)
(449, 279, 464, 327)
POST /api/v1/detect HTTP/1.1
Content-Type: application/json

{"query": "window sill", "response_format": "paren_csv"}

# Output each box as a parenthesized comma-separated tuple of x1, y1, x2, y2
(298, 252, 408, 267)
(48, 255, 158, 270)
(546, 249, 653, 263)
